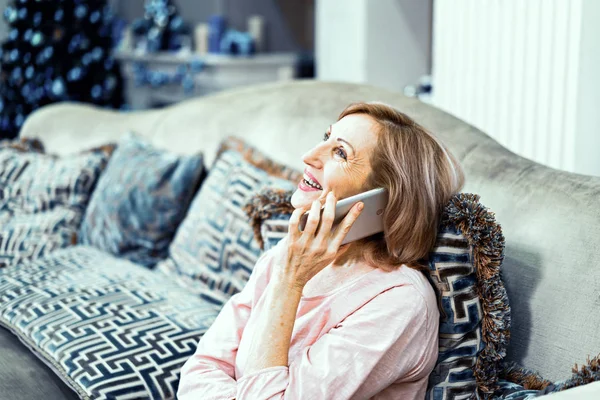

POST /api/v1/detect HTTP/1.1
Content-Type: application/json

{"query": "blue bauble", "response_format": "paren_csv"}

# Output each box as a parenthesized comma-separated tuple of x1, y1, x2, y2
(52, 78, 66, 97)
(9, 49, 19, 62)
(43, 47, 53, 59)
(17, 7, 26, 20)
(31, 32, 43, 47)
(91, 84, 102, 99)
(23, 52, 31, 63)
(24, 29, 32, 41)
(15, 114, 24, 127)
(54, 9, 64, 22)
(90, 11, 100, 23)
(91, 47, 103, 60)
(104, 75, 116, 91)
(33, 12, 42, 26)
(10, 67, 22, 81)
(8, 29, 18, 40)
(25, 66, 34, 79)
(82, 53, 92, 65)
(67, 67, 82, 81)
(4, 7, 17, 23)
(75, 5, 87, 19)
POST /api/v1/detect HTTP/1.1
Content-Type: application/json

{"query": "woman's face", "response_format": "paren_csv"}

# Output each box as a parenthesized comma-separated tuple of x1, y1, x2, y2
(291, 114, 378, 209)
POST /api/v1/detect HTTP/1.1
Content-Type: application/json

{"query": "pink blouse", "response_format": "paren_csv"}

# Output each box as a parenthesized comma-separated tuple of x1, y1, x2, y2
(177, 239, 440, 400)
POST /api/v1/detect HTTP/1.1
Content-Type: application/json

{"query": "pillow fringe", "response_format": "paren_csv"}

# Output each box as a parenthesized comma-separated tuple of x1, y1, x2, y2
(441, 193, 510, 397)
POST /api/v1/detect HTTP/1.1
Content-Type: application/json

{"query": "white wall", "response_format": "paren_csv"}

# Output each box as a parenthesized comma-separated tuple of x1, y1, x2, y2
(316, 0, 432, 91)
(432, 0, 600, 176)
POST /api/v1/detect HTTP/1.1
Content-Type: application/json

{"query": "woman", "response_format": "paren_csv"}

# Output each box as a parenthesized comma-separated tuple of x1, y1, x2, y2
(178, 102, 464, 399)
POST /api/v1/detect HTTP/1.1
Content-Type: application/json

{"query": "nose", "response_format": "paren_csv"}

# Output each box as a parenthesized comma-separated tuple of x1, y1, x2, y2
(301, 143, 325, 170)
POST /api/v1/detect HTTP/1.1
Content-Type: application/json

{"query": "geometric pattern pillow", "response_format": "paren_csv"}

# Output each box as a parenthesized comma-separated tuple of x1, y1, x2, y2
(244, 190, 510, 399)
(156, 141, 299, 307)
(79, 133, 206, 268)
(0, 142, 112, 267)
(0, 245, 220, 399)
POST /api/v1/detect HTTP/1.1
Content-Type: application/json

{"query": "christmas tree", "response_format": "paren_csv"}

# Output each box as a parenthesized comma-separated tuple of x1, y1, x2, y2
(0, 0, 124, 139)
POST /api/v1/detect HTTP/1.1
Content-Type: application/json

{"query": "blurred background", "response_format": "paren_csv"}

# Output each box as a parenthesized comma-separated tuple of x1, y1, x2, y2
(0, 0, 598, 176)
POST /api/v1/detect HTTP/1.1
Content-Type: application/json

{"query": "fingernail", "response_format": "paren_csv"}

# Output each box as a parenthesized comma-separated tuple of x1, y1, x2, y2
(357, 202, 364, 211)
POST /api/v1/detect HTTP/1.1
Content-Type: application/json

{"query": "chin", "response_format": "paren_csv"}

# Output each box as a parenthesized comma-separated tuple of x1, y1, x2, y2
(290, 187, 321, 209)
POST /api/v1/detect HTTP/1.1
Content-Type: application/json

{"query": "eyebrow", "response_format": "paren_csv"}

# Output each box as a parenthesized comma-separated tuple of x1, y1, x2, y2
(329, 125, 356, 155)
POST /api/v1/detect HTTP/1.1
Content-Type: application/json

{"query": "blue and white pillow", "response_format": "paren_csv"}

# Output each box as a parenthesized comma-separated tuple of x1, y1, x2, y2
(157, 148, 297, 306)
(0, 143, 111, 267)
(0, 245, 219, 399)
(79, 134, 205, 268)
(245, 190, 510, 399)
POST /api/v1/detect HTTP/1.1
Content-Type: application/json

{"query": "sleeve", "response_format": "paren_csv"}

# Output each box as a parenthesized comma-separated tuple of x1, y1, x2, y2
(235, 284, 435, 400)
(177, 241, 283, 400)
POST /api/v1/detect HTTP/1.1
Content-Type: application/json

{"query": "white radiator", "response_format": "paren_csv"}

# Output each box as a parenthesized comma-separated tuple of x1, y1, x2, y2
(431, 0, 600, 174)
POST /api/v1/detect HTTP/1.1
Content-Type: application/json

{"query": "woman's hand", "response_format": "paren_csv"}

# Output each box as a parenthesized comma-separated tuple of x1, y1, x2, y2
(276, 191, 364, 292)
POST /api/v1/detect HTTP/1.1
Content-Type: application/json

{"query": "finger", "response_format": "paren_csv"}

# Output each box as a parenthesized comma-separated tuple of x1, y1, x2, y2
(317, 191, 336, 238)
(331, 201, 364, 249)
(303, 199, 322, 237)
(288, 206, 309, 240)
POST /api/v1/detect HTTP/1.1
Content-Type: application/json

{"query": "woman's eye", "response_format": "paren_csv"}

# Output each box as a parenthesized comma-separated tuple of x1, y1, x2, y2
(335, 147, 347, 160)
(323, 132, 330, 141)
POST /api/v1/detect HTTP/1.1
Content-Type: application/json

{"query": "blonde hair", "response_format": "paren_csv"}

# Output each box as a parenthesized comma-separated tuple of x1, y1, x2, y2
(338, 102, 465, 271)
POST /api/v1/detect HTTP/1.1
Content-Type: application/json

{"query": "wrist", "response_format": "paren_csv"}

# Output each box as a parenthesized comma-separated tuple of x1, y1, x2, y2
(271, 267, 305, 296)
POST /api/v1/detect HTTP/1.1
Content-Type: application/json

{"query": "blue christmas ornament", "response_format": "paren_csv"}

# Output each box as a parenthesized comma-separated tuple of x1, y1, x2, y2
(17, 7, 26, 20)
(104, 75, 116, 91)
(82, 53, 92, 65)
(15, 113, 24, 127)
(43, 47, 53, 59)
(31, 32, 43, 47)
(44, 67, 54, 79)
(24, 29, 32, 41)
(75, 5, 87, 19)
(52, 78, 66, 97)
(9, 49, 18, 62)
(10, 67, 22, 81)
(33, 12, 42, 26)
(91, 47, 103, 60)
(9, 29, 18, 40)
(90, 11, 100, 24)
(67, 67, 82, 81)
(25, 66, 34, 79)
(91, 84, 102, 99)
(23, 52, 31, 63)
(54, 9, 64, 22)
(4, 7, 17, 23)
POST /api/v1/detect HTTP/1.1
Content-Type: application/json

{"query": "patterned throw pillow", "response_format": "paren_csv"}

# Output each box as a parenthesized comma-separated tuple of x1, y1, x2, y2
(0, 141, 112, 267)
(0, 245, 219, 399)
(79, 134, 205, 268)
(244, 189, 510, 399)
(156, 137, 299, 306)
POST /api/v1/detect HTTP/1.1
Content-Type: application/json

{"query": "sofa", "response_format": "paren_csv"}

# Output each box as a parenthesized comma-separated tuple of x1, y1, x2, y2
(1, 80, 599, 399)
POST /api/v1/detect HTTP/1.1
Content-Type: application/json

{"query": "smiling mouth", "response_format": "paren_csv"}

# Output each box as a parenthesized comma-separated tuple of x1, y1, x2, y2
(302, 173, 323, 190)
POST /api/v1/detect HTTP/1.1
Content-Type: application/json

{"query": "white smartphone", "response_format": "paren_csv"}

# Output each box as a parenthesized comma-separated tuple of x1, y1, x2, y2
(298, 188, 388, 245)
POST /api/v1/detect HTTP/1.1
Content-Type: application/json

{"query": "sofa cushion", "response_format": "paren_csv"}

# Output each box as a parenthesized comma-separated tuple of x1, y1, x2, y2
(244, 190, 510, 399)
(79, 133, 205, 268)
(0, 245, 219, 400)
(0, 141, 112, 267)
(156, 138, 298, 306)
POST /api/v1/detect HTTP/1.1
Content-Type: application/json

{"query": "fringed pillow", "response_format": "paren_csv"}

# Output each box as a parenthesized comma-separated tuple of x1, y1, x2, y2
(244, 189, 512, 399)
(156, 137, 299, 306)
